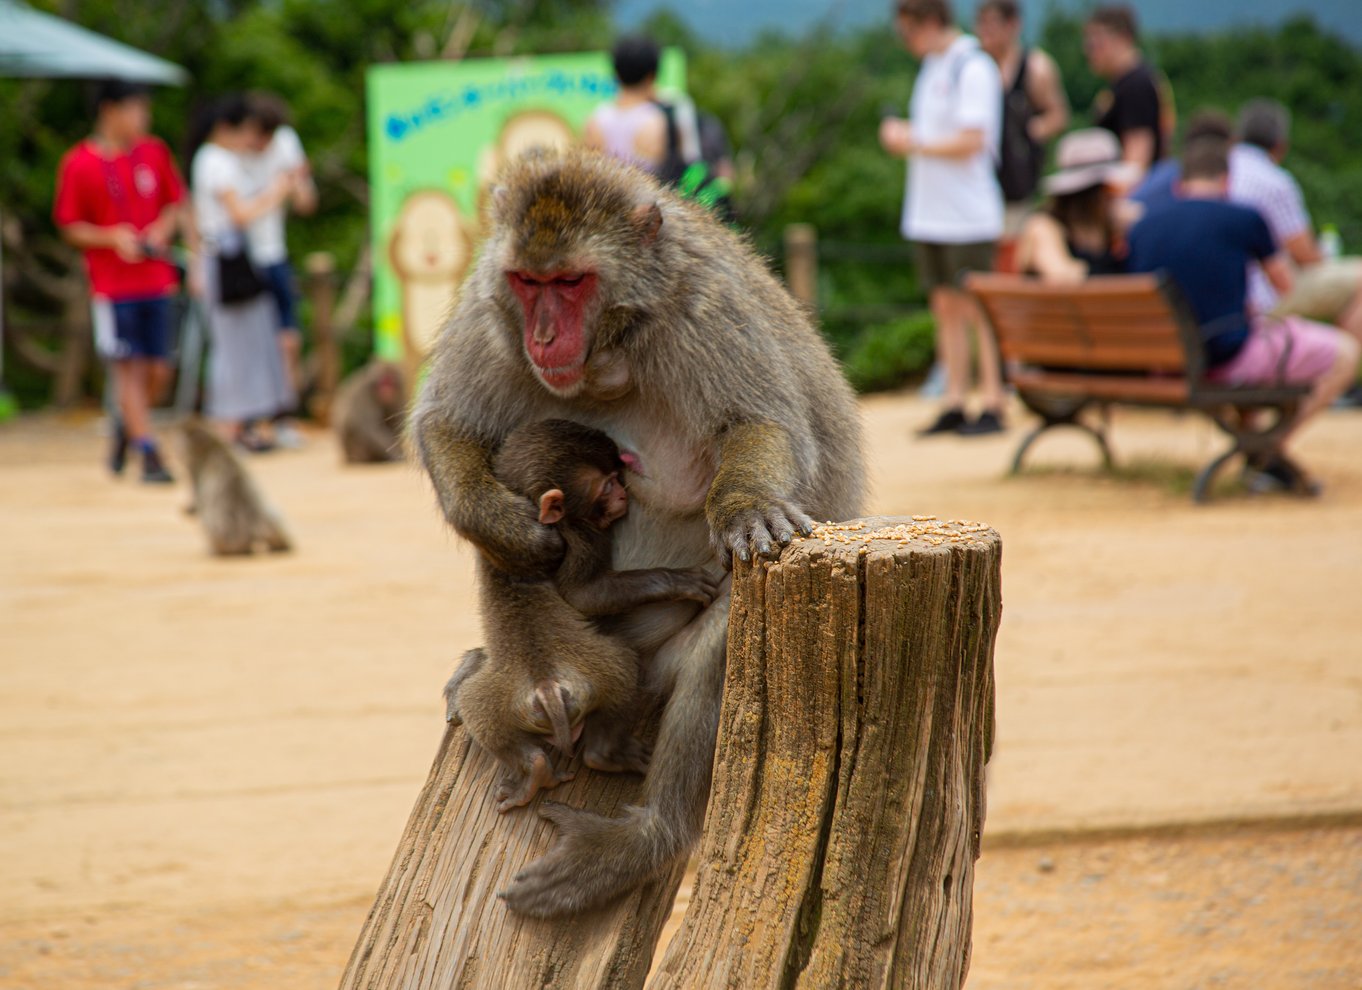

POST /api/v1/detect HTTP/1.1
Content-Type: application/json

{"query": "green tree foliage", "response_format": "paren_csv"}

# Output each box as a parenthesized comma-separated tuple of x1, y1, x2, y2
(2, 3, 1359, 402)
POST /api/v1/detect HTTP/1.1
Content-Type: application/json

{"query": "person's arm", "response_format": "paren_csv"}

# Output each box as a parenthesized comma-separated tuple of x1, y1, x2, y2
(913, 128, 987, 160)
(219, 173, 293, 228)
(1025, 50, 1070, 143)
(59, 221, 143, 262)
(1119, 128, 1157, 175)
(583, 114, 606, 152)
(633, 107, 668, 170)
(1017, 213, 1088, 284)
(289, 162, 318, 216)
(878, 117, 913, 158)
(1263, 253, 1294, 297)
(1282, 230, 1322, 267)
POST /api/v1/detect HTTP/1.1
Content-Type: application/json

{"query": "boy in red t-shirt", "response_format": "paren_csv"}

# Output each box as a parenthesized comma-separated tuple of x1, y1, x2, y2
(54, 80, 187, 482)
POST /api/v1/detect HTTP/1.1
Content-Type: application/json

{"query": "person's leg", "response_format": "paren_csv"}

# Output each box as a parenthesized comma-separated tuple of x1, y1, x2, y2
(112, 356, 152, 445)
(914, 243, 968, 434)
(935, 287, 971, 410)
(969, 294, 1005, 412)
(1278, 325, 1360, 445)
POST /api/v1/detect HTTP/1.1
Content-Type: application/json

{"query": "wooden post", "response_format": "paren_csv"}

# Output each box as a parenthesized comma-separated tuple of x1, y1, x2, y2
(342, 515, 998, 989)
(783, 224, 818, 310)
(304, 251, 338, 423)
(339, 727, 687, 990)
(649, 516, 1000, 990)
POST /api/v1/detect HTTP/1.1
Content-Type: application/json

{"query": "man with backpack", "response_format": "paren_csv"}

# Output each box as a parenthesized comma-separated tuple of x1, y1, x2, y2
(975, 0, 1070, 271)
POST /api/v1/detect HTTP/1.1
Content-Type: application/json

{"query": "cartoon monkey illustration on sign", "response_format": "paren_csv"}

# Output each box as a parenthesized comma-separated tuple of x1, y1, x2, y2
(387, 190, 474, 361)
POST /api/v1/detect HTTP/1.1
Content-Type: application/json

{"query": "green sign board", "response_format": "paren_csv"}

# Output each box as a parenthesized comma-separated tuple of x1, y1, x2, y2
(366, 50, 686, 362)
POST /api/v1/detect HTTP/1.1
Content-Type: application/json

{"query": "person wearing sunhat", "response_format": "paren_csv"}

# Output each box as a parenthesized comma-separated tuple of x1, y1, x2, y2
(1014, 128, 1139, 283)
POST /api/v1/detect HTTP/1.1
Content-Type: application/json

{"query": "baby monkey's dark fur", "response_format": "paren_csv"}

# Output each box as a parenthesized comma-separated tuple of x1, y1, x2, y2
(445, 419, 718, 813)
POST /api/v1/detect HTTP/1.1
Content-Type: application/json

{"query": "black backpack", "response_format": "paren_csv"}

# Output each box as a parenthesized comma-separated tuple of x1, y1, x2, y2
(654, 99, 736, 222)
(996, 50, 1044, 203)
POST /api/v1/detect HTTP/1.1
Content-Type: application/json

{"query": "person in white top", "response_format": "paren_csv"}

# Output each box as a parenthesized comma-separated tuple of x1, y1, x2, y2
(189, 94, 299, 451)
(584, 36, 668, 173)
(880, 0, 1007, 436)
(240, 94, 317, 445)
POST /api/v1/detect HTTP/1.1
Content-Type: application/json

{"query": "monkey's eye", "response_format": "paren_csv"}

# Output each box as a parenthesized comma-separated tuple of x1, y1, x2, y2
(555, 274, 585, 286)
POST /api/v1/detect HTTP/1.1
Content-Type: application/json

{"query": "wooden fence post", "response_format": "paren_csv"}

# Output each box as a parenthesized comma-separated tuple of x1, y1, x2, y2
(649, 516, 1000, 990)
(341, 515, 998, 989)
(304, 251, 339, 423)
(783, 224, 818, 310)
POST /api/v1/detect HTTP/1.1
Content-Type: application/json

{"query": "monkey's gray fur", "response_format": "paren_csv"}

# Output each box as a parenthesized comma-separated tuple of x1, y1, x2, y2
(178, 419, 293, 556)
(411, 148, 864, 917)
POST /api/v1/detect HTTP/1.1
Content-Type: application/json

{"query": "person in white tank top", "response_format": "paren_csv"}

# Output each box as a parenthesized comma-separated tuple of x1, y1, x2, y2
(585, 36, 667, 173)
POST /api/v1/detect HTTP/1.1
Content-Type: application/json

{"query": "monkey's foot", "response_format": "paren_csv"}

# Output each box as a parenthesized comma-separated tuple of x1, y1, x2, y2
(711, 501, 815, 565)
(582, 733, 651, 775)
(494, 752, 574, 813)
(499, 804, 668, 917)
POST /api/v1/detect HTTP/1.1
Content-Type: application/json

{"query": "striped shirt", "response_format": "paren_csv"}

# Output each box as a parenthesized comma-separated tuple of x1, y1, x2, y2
(1229, 144, 1310, 312)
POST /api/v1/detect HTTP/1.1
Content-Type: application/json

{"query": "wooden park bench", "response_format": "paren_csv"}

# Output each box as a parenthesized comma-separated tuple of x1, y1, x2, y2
(964, 272, 1313, 502)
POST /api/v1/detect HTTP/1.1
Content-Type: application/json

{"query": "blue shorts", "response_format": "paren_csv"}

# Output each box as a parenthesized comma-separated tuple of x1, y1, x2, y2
(260, 261, 298, 332)
(93, 296, 173, 361)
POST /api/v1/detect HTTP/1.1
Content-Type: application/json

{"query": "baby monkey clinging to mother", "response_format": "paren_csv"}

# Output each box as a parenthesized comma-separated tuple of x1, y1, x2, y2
(444, 419, 719, 813)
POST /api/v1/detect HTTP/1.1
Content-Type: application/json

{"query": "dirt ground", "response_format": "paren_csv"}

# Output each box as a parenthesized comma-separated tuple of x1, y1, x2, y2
(3, 393, 1361, 989)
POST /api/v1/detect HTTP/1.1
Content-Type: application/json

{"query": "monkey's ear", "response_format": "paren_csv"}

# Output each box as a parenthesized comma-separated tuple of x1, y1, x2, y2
(538, 489, 566, 526)
(631, 202, 663, 244)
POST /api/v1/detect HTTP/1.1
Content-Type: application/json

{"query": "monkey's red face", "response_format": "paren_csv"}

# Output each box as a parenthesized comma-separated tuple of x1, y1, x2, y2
(506, 270, 599, 394)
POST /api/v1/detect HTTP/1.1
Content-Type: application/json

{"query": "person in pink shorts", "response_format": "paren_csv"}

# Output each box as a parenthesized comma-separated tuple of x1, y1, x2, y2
(1127, 134, 1359, 493)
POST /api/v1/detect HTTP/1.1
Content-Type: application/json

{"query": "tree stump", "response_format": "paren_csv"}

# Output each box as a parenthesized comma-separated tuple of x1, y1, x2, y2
(648, 515, 1000, 990)
(339, 726, 687, 990)
(341, 515, 998, 990)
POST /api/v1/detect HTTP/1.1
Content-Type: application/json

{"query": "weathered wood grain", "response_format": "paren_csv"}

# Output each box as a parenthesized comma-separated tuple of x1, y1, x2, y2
(648, 516, 1000, 990)
(338, 727, 685, 990)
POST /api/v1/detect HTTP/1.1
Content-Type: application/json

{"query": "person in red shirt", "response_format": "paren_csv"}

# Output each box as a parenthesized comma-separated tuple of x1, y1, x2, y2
(54, 80, 187, 482)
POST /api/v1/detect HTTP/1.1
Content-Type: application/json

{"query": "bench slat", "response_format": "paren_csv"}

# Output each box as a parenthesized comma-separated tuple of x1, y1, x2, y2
(1009, 368, 1190, 403)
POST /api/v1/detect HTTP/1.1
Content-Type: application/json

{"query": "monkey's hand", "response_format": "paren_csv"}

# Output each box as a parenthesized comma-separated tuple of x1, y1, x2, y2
(705, 422, 816, 567)
(416, 426, 563, 577)
(499, 804, 667, 917)
(662, 567, 721, 606)
(581, 722, 651, 775)
(495, 752, 574, 814)
(708, 498, 815, 567)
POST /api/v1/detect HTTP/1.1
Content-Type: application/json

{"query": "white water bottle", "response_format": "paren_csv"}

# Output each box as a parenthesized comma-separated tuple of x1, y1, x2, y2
(1320, 223, 1342, 260)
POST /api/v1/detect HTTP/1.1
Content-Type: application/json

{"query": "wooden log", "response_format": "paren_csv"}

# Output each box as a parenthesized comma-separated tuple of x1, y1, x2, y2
(303, 251, 339, 424)
(783, 223, 818, 310)
(339, 724, 687, 990)
(648, 515, 1000, 990)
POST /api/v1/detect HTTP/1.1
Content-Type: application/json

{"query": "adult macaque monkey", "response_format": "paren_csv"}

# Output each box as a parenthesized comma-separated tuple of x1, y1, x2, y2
(412, 149, 864, 917)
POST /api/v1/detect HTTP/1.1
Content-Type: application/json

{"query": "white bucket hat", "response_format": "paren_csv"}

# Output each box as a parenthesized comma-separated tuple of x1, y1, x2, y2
(1042, 128, 1143, 196)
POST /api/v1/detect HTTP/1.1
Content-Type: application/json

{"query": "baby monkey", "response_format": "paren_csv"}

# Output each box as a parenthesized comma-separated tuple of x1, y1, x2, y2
(445, 419, 719, 812)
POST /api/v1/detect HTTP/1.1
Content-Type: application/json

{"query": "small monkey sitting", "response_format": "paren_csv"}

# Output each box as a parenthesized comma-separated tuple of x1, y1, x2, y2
(445, 419, 718, 813)
(177, 418, 293, 556)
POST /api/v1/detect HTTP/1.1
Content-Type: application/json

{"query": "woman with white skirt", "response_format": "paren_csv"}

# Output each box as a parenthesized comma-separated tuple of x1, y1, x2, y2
(190, 95, 297, 450)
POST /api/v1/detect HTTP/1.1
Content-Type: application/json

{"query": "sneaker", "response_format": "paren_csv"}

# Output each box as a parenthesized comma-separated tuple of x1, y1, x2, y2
(957, 410, 1006, 436)
(141, 445, 175, 484)
(917, 408, 968, 436)
(109, 422, 129, 476)
(235, 429, 276, 454)
(273, 422, 306, 449)
(1242, 455, 1322, 496)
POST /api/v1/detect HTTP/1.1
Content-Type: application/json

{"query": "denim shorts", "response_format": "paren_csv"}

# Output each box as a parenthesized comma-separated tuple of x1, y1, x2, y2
(93, 295, 173, 361)
(259, 260, 298, 332)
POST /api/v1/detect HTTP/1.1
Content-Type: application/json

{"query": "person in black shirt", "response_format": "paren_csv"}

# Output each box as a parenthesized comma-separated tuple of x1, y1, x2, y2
(975, 0, 1070, 271)
(1083, 5, 1171, 184)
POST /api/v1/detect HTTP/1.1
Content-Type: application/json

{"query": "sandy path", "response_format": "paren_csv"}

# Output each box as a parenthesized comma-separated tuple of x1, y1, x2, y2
(2, 395, 1361, 987)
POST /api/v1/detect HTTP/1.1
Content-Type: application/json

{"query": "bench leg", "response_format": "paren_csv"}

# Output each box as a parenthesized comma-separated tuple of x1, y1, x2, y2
(1012, 396, 1111, 474)
(1194, 403, 1303, 502)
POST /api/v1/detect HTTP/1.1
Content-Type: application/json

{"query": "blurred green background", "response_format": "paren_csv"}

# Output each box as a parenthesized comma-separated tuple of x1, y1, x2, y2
(2, 0, 1359, 406)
